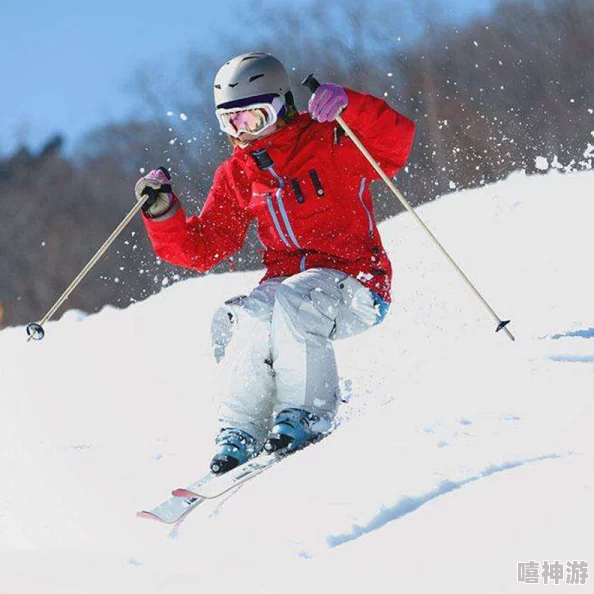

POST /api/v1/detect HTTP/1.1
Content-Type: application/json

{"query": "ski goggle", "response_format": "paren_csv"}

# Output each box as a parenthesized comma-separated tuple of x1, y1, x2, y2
(216, 96, 284, 138)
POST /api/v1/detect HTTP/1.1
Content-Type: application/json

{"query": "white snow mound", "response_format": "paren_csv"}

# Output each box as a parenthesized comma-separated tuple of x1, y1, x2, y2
(1, 169, 593, 593)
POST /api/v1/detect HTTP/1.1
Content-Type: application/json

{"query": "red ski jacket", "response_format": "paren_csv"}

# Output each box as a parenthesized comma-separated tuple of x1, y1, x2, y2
(143, 88, 415, 302)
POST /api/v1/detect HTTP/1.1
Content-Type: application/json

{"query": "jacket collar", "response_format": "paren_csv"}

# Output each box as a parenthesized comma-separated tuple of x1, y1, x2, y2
(233, 112, 312, 170)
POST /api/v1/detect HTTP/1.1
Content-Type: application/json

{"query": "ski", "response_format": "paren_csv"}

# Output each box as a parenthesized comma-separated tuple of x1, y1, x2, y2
(139, 435, 329, 524)
(172, 452, 280, 499)
(137, 455, 279, 524)
(137, 493, 205, 524)
(172, 432, 330, 500)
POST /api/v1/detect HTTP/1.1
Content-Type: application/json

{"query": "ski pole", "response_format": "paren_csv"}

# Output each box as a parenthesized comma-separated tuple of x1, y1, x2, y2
(26, 167, 171, 342)
(302, 74, 514, 342)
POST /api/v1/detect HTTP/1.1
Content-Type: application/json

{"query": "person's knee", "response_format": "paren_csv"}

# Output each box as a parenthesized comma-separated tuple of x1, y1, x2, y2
(274, 279, 337, 338)
(274, 281, 302, 316)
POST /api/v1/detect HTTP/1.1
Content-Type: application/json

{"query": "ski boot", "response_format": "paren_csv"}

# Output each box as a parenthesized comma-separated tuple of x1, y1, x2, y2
(264, 408, 329, 454)
(210, 428, 259, 475)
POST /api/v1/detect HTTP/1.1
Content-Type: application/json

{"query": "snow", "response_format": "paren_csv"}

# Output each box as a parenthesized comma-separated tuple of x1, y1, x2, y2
(1, 169, 593, 593)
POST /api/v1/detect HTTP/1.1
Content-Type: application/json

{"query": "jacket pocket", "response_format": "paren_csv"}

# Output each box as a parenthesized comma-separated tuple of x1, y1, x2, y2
(286, 170, 331, 220)
(289, 171, 324, 204)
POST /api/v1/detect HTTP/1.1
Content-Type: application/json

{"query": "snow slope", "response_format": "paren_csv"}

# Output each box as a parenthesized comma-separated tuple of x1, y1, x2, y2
(1, 169, 593, 594)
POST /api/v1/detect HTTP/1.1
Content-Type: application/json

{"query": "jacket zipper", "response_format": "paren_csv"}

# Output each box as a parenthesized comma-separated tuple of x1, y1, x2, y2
(358, 177, 374, 238)
(266, 193, 292, 248)
(300, 253, 307, 271)
(266, 166, 303, 250)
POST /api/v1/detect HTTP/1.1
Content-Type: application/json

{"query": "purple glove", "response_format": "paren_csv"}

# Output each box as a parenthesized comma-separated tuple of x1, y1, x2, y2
(134, 169, 176, 218)
(308, 83, 348, 123)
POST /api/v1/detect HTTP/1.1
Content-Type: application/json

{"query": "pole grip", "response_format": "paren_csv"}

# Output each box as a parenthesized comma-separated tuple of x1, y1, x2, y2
(158, 166, 171, 180)
(301, 74, 321, 95)
(141, 166, 172, 210)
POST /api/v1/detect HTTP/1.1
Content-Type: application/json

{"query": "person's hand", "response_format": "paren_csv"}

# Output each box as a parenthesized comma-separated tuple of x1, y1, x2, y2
(308, 83, 348, 123)
(134, 168, 175, 218)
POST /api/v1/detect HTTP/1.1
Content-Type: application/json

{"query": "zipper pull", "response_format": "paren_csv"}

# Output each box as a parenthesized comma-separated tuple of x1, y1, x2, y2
(309, 170, 324, 197)
(291, 179, 305, 204)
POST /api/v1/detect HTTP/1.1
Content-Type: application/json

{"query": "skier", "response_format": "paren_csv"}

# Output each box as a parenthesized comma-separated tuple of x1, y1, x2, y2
(135, 52, 415, 474)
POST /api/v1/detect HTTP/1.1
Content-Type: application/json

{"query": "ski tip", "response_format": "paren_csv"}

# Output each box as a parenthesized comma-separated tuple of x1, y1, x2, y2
(172, 488, 199, 498)
(137, 511, 161, 522)
(137, 510, 182, 524)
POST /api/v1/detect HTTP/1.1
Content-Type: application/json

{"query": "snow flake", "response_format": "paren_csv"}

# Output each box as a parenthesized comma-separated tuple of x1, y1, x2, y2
(534, 156, 549, 171)
(166, 111, 174, 117)
(550, 157, 563, 170)
(180, 113, 188, 121)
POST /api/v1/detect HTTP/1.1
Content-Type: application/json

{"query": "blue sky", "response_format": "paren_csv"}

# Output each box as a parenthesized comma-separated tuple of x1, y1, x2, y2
(2, 0, 496, 156)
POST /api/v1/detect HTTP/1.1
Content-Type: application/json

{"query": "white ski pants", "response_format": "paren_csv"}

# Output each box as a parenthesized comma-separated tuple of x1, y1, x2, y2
(210, 268, 384, 442)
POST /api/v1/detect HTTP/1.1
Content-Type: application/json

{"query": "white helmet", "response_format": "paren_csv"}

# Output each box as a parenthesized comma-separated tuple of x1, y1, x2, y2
(214, 52, 292, 109)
